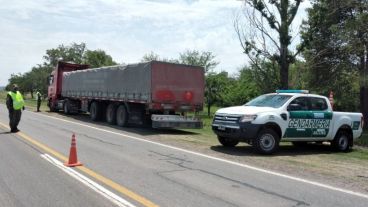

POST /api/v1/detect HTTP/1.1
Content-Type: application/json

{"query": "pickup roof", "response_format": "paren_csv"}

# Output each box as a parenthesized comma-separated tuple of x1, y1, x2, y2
(212, 90, 363, 154)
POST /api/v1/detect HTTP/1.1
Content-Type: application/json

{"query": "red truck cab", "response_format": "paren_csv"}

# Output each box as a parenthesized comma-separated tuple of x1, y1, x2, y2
(47, 62, 89, 111)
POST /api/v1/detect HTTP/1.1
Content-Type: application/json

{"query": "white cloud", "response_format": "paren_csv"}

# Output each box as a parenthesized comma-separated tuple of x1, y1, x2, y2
(0, 0, 310, 86)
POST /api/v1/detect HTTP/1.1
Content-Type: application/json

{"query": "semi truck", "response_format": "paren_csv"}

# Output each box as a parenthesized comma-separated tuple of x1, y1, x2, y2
(47, 61, 204, 128)
(212, 90, 363, 154)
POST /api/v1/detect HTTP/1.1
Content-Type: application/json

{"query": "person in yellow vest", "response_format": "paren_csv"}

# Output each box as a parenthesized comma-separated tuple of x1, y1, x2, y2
(36, 90, 42, 112)
(6, 84, 25, 133)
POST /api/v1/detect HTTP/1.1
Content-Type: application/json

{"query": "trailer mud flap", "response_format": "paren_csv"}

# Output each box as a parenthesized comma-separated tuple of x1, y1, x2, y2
(151, 115, 203, 129)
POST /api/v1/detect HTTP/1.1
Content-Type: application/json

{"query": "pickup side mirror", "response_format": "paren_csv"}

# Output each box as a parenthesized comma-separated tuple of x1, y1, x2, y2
(287, 103, 302, 111)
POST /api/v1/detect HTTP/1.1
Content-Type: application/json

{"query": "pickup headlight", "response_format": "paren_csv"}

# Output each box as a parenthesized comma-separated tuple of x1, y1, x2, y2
(240, 114, 257, 122)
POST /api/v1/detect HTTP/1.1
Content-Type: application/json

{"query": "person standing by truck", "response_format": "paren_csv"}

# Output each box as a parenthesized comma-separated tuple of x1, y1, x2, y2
(6, 84, 25, 133)
(36, 90, 42, 112)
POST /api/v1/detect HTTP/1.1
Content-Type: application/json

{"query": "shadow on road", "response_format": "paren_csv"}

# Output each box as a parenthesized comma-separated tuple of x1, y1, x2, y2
(44, 111, 198, 136)
(210, 143, 342, 157)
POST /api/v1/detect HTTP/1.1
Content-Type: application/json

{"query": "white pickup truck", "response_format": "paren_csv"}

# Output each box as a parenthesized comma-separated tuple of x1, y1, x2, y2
(212, 90, 363, 154)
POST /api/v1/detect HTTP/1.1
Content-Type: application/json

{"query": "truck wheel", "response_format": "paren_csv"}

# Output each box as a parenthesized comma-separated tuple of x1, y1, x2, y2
(331, 131, 350, 152)
(64, 100, 71, 115)
(218, 136, 239, 147)
(254, 129, 279, 154)
(116, 105, 128, 127)
(90, 102, 102, 121)
(48, 100, 58, 112)
(106, 104, 117, 125)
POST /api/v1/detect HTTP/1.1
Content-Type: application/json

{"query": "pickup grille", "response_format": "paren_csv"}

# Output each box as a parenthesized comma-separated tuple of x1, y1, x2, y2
(212, 114, 241, 129)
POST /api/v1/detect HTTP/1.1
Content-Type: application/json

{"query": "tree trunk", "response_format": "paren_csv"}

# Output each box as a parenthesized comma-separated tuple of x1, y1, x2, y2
(279, 0, 290, 89)
(359, 44, 368, 128)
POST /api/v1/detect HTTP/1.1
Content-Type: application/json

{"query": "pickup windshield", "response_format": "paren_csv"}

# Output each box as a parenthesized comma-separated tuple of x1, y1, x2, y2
(245, 94, 292, 108)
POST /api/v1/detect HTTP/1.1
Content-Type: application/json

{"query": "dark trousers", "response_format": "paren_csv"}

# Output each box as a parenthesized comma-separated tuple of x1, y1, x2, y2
(37, 100, 41, 112)
(9, 110, 22, 131)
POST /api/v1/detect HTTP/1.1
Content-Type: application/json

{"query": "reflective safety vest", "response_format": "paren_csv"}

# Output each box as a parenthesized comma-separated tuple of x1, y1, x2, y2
(36, 91, 42, 100)
(8, 91, 25, 110)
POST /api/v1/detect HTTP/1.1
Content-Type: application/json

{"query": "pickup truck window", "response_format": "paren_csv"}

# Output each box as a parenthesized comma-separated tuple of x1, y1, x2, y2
(288, 97, 328, 111)
(289, 97, 309, 110)
(310, 97, 328, 111)
(245, 94, 292, 108)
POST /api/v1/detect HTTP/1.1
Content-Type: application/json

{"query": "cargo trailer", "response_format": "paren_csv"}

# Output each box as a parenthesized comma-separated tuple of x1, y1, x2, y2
(47, 61, 204, 128)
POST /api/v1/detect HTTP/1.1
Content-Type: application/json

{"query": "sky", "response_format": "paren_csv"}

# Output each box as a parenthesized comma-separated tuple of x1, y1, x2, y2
(0, 0, 311, 86)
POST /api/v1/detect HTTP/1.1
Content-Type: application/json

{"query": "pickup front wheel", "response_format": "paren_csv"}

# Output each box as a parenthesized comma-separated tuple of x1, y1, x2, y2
(218, 136, 239, 147)
(254, 129, 279, 154)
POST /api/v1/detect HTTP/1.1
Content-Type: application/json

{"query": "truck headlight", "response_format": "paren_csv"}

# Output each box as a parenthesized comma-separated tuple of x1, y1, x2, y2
(240, 115, 257, 122)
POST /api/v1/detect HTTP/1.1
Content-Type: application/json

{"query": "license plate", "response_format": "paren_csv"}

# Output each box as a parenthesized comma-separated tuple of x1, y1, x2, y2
(218, 125, 226, 130)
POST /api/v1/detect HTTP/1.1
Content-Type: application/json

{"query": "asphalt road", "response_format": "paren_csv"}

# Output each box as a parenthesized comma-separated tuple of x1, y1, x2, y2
(0, 104, 367, 207)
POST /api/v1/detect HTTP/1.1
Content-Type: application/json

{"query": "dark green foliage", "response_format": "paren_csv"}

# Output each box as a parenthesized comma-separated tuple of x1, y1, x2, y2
(83, 49, 117, 68)
(301, 0, 367, 112)
(179, 50, 219, 74)
(7, 42, 117, 96)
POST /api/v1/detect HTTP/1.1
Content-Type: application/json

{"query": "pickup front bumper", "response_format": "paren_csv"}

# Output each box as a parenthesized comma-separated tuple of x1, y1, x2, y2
(212, 122, 261, 141)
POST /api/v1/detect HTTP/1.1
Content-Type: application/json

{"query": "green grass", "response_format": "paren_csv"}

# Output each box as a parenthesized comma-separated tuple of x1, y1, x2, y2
(356, 130, 368, 146)
(0, 91, 48, 111)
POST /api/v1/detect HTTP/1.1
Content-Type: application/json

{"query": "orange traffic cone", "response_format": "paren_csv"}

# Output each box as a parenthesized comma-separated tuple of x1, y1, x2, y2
(64, 133, 83, 167)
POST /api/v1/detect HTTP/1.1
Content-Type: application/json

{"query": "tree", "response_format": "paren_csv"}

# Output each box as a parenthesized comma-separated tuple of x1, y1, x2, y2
(301, 0, 365, 112)
(235, 0, 304, 89)
(7, 43, 118, 98)
(44, 42, 86, 67)
(141, 51, 161, 62)
(223, 67, 260, 106)
(140, 51, 179, 63)
(205, 72, 234, 116)
(83, 49, 117, 68)
(179, 50, 219, 74)
(249, 59, 280, 93)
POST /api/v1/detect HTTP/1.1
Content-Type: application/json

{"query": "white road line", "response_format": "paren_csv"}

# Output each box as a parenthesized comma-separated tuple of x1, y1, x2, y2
(31, 111, 368, 199)
(41, 154, 136, 207)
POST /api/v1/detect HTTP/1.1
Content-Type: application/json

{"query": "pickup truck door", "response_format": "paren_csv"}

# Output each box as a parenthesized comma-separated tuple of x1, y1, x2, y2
(284, 97, 313, 138)
(309, 97, 332, 138)
(284, 96, 332, 139)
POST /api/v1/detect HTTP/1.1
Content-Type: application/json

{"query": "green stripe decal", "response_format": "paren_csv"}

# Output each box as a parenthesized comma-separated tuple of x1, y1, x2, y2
(285, 111, 332, 138)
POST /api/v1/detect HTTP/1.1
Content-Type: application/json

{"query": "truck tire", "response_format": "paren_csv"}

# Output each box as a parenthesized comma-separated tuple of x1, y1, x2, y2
(116, 105, 128, 127)
(254, 128, 279, 154)
(48, 100, 58, 112)
(90, 102, 102, 121)
(106, 104, 117, 125)
(218, 136, 239, 147)
(64, 100, 71, 115)
(331, 131, 350, 152)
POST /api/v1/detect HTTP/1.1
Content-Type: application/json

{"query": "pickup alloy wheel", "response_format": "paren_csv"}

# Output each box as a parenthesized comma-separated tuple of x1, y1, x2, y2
(332, 131, 350, 152)
(218, 136, 239, 147)
(254, 129, 279, 154)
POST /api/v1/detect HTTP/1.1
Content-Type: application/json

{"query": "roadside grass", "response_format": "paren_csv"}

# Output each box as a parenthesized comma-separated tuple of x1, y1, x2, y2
(356, 130, 368, 146)
(182, 106, 220, 144)
(0, 91, 48, 111)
